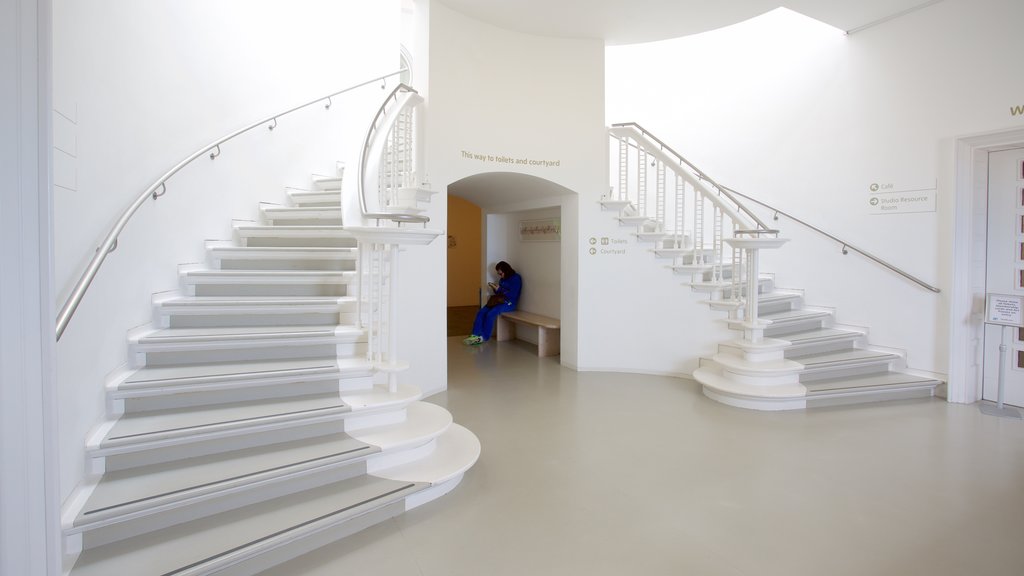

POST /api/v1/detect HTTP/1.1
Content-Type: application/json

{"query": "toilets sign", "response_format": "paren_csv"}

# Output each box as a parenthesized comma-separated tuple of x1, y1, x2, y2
(867, 181, 936, 215)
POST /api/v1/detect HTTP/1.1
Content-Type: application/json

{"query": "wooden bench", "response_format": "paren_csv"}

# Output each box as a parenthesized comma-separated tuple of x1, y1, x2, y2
(496, 310, 560, 357)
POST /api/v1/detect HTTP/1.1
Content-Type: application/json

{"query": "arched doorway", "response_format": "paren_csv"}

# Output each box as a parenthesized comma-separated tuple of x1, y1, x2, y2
(446, 172, 578, 363)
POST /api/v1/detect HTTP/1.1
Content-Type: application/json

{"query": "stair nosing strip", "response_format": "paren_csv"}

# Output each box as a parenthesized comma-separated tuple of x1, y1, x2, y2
(161, 483, 419, 576)
(81, 445, 377, 519)
(123, 364, 339, 387)
(106, 404, 350, 442)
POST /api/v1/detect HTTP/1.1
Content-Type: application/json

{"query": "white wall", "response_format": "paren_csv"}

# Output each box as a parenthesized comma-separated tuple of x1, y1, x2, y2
(605, 0, 1024, 378)
(2, 0, 61, 572)
(485, 206, 562, 321)
(426, 1, 606, 369)
(52, 0, 400, 503)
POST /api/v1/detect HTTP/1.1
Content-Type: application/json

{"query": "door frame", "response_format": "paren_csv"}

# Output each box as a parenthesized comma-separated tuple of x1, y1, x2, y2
(952, 127, 1024, 403)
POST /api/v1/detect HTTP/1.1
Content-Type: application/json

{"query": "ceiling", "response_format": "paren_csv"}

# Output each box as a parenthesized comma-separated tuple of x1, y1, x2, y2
(435, 0, 944, 44)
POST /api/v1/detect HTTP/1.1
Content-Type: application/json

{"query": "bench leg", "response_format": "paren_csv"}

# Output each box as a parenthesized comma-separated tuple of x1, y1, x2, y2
(496, 316, 515, 342)
(537, 328, 560, 357)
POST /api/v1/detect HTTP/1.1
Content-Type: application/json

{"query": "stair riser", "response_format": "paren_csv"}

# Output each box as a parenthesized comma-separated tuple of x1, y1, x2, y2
(97, 420, 349, 473)
(799, 360, 899, 383)
(189, 283, 351, 298)
(805, 386, 935, 408)
(784, 337, 860, 357)
(214, 259, 356, 272)
(138, 342, 364, 368)
(211, 500, 407, 576)
(121, 374, 373, 413)
(758, 299, 799, 315)
(166, 312, 356, 329)
(125, 379, 348, 413)
(264, 218, 344, 227)
(241, 237, 357, 248)
(764, 318, 828, 337)
(79, 460, 370, 551)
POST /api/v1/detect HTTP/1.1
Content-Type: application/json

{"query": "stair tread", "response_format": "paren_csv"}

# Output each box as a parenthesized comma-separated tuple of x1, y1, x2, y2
(103, 394, 350, 444)
(780, 327, 862, 344)
(349, 402, 451, 450)
(121, 358, 361, 387)
(161, 295, 349, 304)
(374, 423, 481, 485)
(78, 433, 374, 526)
(185, 269, 355, 277)
(137, 325, 359, 342)
(68, 475, 423, 576)
(804, 371, 941, 394)
(209, 246, 356, 254)
(235, 225, 349, 231)
(759, 309, 830, 322)
(791, 348, 899, 367)
(262, 206, 341, 213)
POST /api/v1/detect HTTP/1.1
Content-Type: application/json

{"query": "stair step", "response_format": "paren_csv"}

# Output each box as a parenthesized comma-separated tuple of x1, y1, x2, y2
(234, 225, 357, 248)
(112, 357, 373, 411)
(73, 402, 454, 544)
(74, 434, 376, 536)
(91, 383, 421, 469)
(207, 245, 357, 271)
(261, 205, 342, 225)
(793, 348, 901, 381)
(730, 308, 831, 335)
(312, 176, 343, 191)
(181, 269, 357, 297)
(803, 371, 941, 404)
(780, 327, 864, 355)
(98, 394, 351, 453)
(618, 215, 652, 226)
(155, 296, 355, 328)
(286, 189, 341, 207)
(130, 325, 366, 366)
(67, 474, 425, 576)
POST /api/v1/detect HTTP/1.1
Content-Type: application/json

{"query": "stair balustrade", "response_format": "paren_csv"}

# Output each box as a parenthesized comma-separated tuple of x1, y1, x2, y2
(607, 122, 784, 343)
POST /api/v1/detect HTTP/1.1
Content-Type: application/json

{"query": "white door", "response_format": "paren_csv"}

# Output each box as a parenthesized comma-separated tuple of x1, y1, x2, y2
(983, 148, 1024, 407)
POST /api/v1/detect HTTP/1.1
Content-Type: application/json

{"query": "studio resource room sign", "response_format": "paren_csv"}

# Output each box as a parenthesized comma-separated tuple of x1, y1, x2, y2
(867, 181, 936, 215)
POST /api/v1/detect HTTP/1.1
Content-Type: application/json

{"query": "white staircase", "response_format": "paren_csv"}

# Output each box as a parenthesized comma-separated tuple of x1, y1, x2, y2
(605, 123, 942, 410)
(63, 165, 479, 575)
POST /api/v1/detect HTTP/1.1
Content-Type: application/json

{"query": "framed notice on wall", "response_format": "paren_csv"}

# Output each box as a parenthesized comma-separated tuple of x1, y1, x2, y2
(986, 293, 1024, 327)
(519, 218, 561, 242)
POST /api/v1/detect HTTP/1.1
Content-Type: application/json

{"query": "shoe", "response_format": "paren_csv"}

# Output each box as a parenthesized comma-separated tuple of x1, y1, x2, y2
(463, 335, 482, 345)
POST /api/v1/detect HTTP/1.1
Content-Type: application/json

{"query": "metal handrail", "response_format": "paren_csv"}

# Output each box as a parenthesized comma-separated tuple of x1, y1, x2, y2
(724, 187, 941, 293)
(356, 83, 428, 225)
(611, 122, 775, 233)
(56, 69, 407, 341)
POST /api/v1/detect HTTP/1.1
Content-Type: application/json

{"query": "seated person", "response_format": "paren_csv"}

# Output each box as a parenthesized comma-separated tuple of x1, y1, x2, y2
(464, 261, 522, 345)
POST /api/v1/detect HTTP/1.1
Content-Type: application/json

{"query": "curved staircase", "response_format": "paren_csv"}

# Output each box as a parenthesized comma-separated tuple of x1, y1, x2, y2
(63, 156, 479, 572)
(605, 123, 942, 411)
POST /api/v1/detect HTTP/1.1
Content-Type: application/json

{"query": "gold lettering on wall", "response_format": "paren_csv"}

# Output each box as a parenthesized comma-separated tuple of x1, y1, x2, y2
(460, 149, 561, 168)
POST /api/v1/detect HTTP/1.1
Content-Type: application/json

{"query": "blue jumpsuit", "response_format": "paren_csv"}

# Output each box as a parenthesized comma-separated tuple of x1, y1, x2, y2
(472, 273, 522, 341)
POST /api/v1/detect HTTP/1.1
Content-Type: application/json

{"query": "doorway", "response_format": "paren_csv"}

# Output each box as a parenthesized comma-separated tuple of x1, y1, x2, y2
(982, 147, 1024, 407)
(447, 195, 483, 337)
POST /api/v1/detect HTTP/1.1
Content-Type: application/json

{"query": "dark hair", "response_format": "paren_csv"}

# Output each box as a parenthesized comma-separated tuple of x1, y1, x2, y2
(495, 261, 516, 277)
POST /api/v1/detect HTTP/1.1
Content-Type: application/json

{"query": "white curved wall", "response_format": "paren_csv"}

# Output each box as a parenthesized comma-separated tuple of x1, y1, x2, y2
(607, 1, 1024, 379)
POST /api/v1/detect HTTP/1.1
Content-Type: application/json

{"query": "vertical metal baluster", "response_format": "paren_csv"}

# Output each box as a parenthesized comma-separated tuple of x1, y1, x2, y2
(618, 138, 628, 201)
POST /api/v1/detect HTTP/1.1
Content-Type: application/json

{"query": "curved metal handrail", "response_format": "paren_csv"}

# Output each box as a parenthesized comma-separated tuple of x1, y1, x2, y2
(56, 69, 407, 341)
(611, 122, 775, 234)
(356, 83, 428, 225)
(724, 187, 941, 293)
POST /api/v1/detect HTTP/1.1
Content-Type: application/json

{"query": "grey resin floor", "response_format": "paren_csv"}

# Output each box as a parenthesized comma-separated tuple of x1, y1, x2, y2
(265, 337, 1024, 576)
